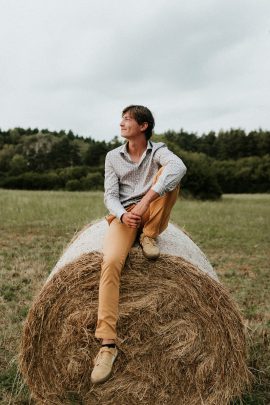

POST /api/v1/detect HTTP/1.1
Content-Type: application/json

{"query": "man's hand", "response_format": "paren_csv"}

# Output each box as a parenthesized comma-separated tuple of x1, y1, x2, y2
(122, 189, 160, 228)
(130, 200, 149, 217)
(121, 212, 141, 228)
(131, 189, 160, 217)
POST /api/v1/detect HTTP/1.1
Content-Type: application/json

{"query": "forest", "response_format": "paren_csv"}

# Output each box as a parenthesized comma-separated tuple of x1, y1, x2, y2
(0, 127, 269, 199)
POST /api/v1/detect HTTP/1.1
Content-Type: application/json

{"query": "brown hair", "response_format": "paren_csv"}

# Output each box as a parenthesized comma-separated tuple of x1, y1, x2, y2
(122, 105, 155, 140)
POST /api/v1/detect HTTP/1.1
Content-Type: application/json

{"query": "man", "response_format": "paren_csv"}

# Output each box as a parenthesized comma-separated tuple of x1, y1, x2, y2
(91, 105, 187, 384)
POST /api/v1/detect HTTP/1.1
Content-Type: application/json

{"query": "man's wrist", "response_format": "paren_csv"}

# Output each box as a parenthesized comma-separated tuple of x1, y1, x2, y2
(116, 208, 127, 222)
(141, 189, 159, 205)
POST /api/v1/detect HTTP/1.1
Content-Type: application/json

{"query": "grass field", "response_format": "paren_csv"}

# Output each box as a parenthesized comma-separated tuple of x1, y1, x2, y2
(0, 189, 269, 404)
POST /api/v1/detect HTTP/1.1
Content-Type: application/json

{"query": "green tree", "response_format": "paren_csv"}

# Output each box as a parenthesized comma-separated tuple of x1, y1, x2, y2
(197, 131, 217, 157)
(9, 154, 28, 175)
(161, 141, 222, 199)
(81, 172, 104, 190)
(215, 129, 247, 160)
(0, 144, 16, 172)
(49, 137, 81, 168)
(84, 141, 108, 166)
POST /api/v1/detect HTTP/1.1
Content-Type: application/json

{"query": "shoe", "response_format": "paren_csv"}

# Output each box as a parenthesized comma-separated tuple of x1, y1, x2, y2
(139, 233, 160, 259)
(91, 346, 118, 384)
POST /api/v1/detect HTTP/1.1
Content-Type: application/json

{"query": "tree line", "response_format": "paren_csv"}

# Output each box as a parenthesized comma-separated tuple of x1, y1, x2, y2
(162, 128, 270, 159)
(0, 127, 269, 199)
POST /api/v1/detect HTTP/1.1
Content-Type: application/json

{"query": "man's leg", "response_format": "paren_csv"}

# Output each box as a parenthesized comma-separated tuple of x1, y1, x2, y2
(95, 217, 137, 340)
(139, 167, 179, 257)
(141, 185, 179, 238)
(92, 217, 137, 384)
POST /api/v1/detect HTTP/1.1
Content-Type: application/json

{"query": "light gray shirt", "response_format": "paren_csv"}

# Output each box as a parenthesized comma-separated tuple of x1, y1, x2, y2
(104, 140, 187, 219)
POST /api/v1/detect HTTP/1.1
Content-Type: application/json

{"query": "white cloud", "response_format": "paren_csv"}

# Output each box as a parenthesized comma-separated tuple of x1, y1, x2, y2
(0, 0, 269, 140)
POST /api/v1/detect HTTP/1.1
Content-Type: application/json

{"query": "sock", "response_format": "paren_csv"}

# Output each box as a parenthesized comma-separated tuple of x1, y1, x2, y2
(102, 343, 116, 349)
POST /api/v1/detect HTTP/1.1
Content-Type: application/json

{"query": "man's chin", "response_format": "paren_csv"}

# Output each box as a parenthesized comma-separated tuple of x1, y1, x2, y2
(120, 133, 129, 140)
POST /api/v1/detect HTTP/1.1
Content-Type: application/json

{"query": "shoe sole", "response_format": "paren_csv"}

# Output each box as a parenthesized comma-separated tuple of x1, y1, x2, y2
(142, 250, 160, 260)
(91, 370, 112, 384)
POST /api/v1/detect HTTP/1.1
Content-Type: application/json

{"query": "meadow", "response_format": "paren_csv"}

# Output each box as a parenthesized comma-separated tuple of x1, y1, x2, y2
(0, 189, 269, 404)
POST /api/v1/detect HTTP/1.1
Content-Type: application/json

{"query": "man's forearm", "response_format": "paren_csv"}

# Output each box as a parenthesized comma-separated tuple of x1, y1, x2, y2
(140, 188, 159, 205)
(130, 189, 160, 218)
(104, 194, 127, 220)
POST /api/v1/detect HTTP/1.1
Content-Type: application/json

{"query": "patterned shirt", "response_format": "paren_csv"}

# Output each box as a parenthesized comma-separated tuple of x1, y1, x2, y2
(104, 140, 187, 219)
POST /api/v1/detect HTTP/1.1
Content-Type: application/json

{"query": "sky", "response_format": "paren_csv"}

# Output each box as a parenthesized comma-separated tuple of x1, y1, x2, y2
(0, 0, 270, 141)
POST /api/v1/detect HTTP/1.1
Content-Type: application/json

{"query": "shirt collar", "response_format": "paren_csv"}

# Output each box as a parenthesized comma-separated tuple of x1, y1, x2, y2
(120, 140, 153, 156)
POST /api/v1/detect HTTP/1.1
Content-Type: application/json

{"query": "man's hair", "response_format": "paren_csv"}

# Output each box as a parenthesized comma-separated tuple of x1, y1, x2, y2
(122, 105, 155, 140)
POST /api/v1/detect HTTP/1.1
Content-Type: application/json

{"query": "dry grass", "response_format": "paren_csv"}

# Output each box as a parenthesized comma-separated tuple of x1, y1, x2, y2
(19, 250, 251, 405)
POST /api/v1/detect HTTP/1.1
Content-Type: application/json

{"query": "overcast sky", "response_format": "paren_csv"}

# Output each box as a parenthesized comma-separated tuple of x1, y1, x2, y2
(0, 0, 269, 141)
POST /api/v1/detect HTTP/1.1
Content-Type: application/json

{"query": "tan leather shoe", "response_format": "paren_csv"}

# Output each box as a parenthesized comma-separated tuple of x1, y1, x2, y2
(91, 346, 118, 384)
(139, 233, 160, 259)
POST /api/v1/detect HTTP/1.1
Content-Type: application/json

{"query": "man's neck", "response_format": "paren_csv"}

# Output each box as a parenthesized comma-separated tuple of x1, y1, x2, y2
(126, 137, 148, 161)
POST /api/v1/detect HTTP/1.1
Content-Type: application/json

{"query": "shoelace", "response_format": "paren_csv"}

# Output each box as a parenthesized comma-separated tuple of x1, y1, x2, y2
(95, 348, 115, 366)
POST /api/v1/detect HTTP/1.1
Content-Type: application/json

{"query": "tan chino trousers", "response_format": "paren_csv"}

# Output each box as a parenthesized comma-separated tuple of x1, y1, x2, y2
(95, 168, 179, 339)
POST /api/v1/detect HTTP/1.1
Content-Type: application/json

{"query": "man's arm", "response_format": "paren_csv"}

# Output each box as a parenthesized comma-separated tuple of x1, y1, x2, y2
(130, 188, 159, 218)
(104, 154, 141, 228)
(131, 146, 186, 219)
(151, 146, 187, 196)
(104, 155, 127, 220)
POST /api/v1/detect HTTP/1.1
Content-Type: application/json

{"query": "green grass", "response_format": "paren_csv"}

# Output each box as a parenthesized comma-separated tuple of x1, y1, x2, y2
(0, 189, 269, 404)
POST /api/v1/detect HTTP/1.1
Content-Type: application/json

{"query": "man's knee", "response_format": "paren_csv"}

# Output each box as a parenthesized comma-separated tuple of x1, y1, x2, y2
(101, 254, 125, 278)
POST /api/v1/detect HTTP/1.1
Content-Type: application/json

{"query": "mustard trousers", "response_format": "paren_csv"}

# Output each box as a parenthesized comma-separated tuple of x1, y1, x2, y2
(95, 169, 179, 339)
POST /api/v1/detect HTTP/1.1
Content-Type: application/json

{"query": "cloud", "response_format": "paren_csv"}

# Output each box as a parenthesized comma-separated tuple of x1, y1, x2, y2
(0, 0, 269, 140)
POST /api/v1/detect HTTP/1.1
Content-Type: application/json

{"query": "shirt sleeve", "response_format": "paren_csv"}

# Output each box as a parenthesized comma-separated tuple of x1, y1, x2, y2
(104, 154, 127, 220)
(151, 146, 187, 196)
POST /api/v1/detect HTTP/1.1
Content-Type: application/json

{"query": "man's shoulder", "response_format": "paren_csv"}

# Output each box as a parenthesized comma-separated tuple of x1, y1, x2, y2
(151, 141, 167, 152)
(106, 144, 124, 159)
(151, 141, 165, 148)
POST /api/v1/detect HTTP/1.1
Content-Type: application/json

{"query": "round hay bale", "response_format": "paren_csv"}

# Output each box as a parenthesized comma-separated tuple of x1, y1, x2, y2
(19, 221, 251, 405)
(49, 220, 218, 282)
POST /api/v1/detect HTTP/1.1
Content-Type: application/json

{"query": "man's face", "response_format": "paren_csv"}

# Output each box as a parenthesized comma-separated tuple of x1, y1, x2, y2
(120, 111, 147, 139)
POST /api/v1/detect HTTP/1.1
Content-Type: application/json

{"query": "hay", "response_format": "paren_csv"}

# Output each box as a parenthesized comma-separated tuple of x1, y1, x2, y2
(49, 220, 218, 282)
(19, 248, 251, 404)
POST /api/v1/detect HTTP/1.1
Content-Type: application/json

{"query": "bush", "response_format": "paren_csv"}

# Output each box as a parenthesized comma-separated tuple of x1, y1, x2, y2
(9, 154, 28, 175)
(65, 179, 83, 191)
(56, 166, 89, 183)
(213, 155, 270, 193)
(65, 172, 104, 191)
(81, 172, 104, 190)
(182, 153, 222, 200)
(0, 172, 63, 190)
(163, 141, 222, 200)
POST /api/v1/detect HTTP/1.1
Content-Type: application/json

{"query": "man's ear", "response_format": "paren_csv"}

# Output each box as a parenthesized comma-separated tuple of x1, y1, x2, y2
(140, 122, 148, 133)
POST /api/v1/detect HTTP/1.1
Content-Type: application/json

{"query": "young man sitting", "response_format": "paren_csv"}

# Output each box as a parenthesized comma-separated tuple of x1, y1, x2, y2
(91, 105, 187, 384)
